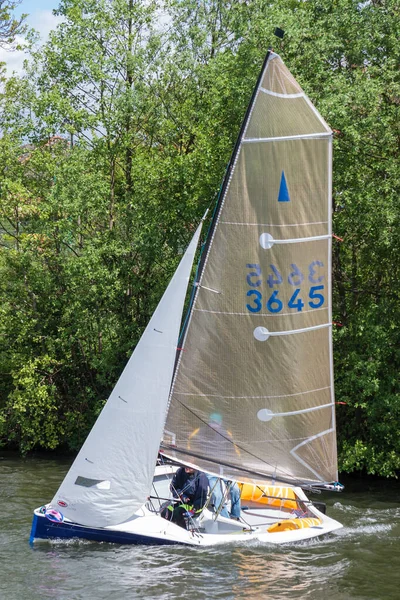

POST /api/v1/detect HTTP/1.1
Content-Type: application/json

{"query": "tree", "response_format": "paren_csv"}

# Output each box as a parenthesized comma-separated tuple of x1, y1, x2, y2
(0, 0, 26, 47)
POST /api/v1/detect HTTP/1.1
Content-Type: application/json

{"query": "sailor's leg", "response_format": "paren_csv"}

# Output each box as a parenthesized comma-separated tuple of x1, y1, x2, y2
(229, 483, 241, 519)
(207, 475, 230, 518)
(171, 504, 187, 528)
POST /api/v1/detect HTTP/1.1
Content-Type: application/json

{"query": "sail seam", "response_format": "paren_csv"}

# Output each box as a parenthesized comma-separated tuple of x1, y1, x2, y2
(193, 306, 327, 317)
(243, 132, 331, 143)
(259, 87, 304, 99)
(173, 385, 331, 399)
(220, 220, 328, 227)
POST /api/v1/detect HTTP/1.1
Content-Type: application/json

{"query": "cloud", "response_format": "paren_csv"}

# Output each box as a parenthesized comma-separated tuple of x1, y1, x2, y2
(0, 10, 63, 76)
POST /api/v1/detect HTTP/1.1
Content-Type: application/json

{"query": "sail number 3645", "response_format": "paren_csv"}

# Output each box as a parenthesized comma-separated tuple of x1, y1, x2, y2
(246, 262, 325, 313)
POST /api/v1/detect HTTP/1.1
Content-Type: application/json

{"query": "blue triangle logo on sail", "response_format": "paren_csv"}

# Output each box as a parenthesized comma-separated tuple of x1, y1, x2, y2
(278, 171, 290, 202)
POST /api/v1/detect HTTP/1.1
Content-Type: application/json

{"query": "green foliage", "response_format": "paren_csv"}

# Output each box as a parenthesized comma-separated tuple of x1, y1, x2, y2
(6, 355, 61, 453)
(0, 1, 26, 47)
(0, 0, 399, 476)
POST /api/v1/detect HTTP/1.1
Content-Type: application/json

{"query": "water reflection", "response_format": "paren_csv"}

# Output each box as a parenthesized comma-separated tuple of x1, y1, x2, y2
(228, 544, 350, 600)
(231, 548, 307, 598)
(35, 550, 69, 599)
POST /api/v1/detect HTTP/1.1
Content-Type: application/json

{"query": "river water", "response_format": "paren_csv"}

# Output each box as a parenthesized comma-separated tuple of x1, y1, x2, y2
(0, 454, 399, 600)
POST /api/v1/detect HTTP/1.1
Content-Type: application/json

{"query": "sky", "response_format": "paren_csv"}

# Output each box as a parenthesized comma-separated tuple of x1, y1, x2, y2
(0, 0, 62, 75)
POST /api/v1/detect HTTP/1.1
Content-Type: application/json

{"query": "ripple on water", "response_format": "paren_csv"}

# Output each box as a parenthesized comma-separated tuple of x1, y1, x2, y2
(332, 501, 400, 542)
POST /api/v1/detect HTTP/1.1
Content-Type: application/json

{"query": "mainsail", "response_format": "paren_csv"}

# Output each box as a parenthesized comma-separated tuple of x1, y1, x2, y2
(51, 223, 203, 527)
(162, 52, 338, 487)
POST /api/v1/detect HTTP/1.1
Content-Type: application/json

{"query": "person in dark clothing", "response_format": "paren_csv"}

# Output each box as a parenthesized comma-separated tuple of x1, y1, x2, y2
(161, 466, 208, 528)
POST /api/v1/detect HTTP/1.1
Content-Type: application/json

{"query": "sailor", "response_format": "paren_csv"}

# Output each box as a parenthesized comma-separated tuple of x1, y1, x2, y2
(161, 465, 208, 528)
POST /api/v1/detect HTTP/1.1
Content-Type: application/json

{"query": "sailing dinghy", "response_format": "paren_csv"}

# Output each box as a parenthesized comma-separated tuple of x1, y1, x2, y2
(30, 51, 343, 546)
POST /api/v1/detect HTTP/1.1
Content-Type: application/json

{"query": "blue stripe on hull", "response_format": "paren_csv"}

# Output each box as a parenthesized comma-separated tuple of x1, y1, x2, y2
(30, 514, 178, 546)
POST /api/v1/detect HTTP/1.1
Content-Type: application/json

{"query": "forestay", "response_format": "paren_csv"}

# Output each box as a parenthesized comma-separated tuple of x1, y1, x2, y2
(51, 223, 203, 527)
(162, 53, 338, 487)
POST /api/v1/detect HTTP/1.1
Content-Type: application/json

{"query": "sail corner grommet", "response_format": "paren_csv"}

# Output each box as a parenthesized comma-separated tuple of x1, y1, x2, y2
(259, 232, 274, 250)
(253, 326, 270, 342)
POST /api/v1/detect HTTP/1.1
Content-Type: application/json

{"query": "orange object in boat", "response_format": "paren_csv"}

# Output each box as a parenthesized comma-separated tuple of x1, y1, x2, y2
(240, 483, 298, 510)
(268, 517, 322, 533)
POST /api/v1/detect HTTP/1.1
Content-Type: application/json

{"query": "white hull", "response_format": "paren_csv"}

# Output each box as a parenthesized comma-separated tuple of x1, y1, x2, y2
(32, 501, 342, 547)
(104, 508, 341, 547)
(31, 465, 342, 546)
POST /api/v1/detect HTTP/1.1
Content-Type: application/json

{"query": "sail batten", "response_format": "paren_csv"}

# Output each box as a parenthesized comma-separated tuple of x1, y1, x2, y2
(173, 385, 331, 400)
(163, 52, 338, 486)
(255, 235, 331, 243)
(253, 323, 331, 336)
(243, 133, 331, 143)
(259, 87, 304, 99)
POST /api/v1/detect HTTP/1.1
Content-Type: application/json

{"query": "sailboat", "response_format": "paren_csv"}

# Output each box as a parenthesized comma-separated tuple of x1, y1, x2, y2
(30, 51, 343, 547)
